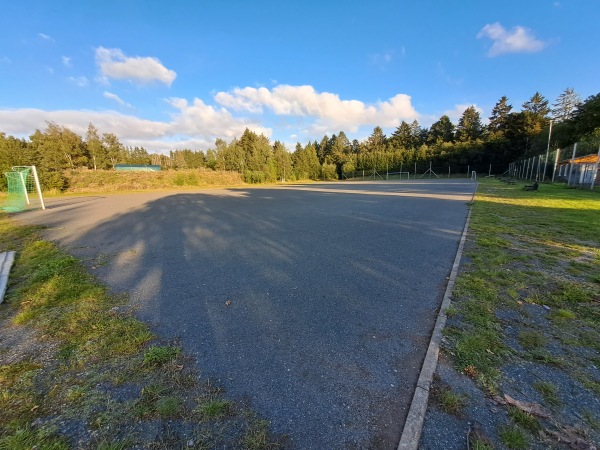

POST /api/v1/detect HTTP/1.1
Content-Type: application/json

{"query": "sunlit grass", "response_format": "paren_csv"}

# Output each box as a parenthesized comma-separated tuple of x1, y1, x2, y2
(446, 179, 600, 402)
(0, 212, 279, 448)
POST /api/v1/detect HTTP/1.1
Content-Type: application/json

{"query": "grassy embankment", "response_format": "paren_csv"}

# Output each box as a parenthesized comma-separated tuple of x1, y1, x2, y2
(0, 213, 280, 449)
(63, 169, 245, 193)
(441, 179, 600, 448)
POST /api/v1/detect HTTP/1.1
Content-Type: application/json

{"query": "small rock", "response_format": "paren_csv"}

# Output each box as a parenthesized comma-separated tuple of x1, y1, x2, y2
(187, 439, 194, 447)
(543, 304, 550, 310)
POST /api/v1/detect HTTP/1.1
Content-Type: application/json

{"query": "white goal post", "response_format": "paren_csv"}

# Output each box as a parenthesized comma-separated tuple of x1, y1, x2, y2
(8, 166, 46, 211)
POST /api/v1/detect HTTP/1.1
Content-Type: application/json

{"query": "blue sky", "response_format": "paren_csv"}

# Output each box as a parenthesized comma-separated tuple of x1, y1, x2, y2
(1, 0, 598, 154)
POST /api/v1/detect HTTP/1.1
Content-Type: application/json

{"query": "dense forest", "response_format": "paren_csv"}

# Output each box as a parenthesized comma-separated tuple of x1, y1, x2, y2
(1, 89, 599, 191)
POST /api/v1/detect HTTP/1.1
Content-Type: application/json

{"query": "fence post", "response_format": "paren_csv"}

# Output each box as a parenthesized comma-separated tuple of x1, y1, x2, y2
(592, 146, 600, 190)
(544, 120, 553, 181)
(552, 149, 560, 183)
(567, 144, 577, 187)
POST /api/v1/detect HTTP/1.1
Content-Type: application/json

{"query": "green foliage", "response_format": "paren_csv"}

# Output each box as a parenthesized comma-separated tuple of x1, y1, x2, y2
(143, 346, 181, 367)
(196, 399, 232, 419)
(1, 89, 598, 190)
(507, 407, 540, 433)
(0, 426, 69, 450)
(499, 425, 529, 449)
(533, 381, 560, 406)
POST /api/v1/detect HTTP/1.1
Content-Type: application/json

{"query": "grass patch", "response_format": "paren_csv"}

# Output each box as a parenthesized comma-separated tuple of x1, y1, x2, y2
(533, 381, 560, 406)
(499, 424, 528, 449)
(437, 388, 467, 415)
(64, 168, 244, 193)
(0, 426, 69, 450)
(143, 346, 181, 367)
(197, 399, 232, 420)
(507, 406, 540, 433)
(0, 213, 279, 448)
(442, 179, 600, 447)
(243, 419, 276, 450)
(517, 330, 546, 350)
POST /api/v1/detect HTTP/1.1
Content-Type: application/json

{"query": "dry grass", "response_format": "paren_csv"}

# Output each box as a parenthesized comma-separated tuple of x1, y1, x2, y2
(64, 169, 244, 193)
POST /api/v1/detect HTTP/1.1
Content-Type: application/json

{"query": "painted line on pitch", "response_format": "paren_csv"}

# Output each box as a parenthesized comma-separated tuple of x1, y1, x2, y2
(397, 188, 476, 450)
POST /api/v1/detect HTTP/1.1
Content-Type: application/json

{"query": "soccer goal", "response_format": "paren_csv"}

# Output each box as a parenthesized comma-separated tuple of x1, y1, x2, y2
(1, 166, 46, 212)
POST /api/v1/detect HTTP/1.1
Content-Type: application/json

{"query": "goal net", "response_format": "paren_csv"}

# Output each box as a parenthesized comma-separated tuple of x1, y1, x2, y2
(1, 166, 46, 212)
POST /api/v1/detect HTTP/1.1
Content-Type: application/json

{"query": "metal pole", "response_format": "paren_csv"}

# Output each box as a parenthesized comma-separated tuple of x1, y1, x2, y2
(429, 161, 432, 179)
(567, 144, 577, 187)
(448, 166, 451, 178)
(592, 146, 600, 190)
(414, 162, 417, 177)
(488, 164, 492, 177)
(467, 165, 470, 178)
(552, 148, 560, 183)
(544, 120, 553, 181)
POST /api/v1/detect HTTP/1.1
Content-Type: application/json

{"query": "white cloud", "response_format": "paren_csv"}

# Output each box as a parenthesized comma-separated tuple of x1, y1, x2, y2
(369, 50, 394, 68)
(0, 98, 270, 154)
(477, 22, 547, 57)
(68, 76, 89, 87)
(38, 33, 54, 42)
(62, 56, 72, 68)
(167, 97, 271, 139)
(214, 84, 419, 133)
(103, 91, 132, 108)
(95, 47, 176, 86)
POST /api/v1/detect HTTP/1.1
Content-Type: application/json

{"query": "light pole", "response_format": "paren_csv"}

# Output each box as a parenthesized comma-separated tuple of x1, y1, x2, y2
(543, 120, 553, 181)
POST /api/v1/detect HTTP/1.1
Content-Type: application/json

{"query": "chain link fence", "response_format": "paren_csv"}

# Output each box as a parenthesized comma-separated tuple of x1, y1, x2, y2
(509, 142, 600, 189)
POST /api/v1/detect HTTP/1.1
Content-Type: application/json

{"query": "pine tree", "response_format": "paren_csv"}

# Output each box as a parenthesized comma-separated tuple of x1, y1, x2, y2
(456, 106, 483, 142)
(551, 88, 581, 122)
(427, 115, 455, 144)
(488, 96, 513, 134)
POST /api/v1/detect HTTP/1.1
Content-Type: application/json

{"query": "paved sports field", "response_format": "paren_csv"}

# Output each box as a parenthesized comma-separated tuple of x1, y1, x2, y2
(18, 180, 476, 449)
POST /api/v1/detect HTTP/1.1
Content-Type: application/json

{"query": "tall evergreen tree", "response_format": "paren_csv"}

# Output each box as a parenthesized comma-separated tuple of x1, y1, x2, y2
(364, 126, 387, 153)
(427, 115, 455, 144)
(551, 87, 581, 122)
(456, 106, 483, 142)
(488, 96, 513, 134)
(522, 92, 551, 136)
(272, 141, 292, 181)
(391, 121, 415, 150)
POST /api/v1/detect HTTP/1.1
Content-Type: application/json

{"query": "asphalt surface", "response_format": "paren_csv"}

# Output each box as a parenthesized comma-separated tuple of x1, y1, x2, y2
(17, 180, 476, 449)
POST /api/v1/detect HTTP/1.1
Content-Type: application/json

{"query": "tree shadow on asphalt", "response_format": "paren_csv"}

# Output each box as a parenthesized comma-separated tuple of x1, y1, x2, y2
(54, 184, 473, 449)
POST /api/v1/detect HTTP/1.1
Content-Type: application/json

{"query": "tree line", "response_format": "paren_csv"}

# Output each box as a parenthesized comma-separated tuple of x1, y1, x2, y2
(1, 88, 598, 191)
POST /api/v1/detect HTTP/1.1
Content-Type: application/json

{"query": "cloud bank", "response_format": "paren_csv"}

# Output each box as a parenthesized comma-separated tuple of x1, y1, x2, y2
(215, 85, 419, 132)
(0, 84, 472, 154)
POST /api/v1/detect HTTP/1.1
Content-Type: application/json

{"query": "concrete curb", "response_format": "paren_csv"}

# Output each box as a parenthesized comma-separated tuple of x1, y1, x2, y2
(0, 251, 16, 304)
(397, 195, 475, 450)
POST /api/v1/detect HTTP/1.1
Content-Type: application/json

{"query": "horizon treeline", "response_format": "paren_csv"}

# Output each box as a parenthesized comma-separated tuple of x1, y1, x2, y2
(1, 89, 599, 191)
